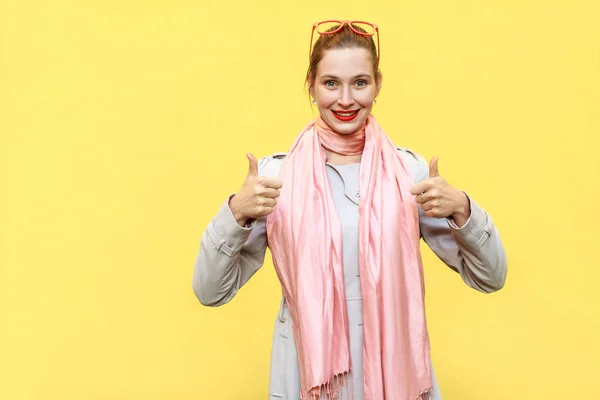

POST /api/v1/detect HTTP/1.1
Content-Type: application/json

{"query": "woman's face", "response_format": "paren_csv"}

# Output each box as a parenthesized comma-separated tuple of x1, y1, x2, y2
(310, 47, 382, 135)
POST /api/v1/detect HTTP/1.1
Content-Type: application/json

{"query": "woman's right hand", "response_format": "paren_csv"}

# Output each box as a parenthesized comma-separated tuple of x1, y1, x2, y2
(229, 153, 283, 227)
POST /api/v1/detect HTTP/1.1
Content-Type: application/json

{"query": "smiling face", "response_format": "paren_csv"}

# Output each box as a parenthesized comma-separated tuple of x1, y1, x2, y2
(309, 47, 382, 135)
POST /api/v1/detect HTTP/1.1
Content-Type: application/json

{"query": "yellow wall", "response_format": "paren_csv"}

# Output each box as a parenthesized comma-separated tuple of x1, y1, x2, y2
(1, 1, 598, 399)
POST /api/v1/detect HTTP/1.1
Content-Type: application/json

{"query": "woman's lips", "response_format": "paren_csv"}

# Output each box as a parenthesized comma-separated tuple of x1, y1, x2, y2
(332, 109, 359, 122)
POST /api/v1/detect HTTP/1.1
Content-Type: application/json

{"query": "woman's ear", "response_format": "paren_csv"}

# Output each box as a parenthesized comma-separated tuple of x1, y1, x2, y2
(376, 70, 383, 97)
(308, 79, 316, 99)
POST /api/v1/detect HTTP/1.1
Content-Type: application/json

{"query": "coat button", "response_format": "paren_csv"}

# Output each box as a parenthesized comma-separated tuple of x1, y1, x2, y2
(355, 192, 360, 197)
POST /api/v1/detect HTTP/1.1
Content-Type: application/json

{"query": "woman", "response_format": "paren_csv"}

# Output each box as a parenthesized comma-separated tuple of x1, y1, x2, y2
(193, 21, 507, 400)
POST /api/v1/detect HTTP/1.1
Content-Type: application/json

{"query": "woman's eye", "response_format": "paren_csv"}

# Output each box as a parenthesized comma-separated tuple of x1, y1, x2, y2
(325, 81, 336, 88)
(356, 80, 367, 87)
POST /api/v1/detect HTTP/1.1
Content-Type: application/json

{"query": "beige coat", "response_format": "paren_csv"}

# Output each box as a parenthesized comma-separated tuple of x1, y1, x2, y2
(193, 148, 507, 399)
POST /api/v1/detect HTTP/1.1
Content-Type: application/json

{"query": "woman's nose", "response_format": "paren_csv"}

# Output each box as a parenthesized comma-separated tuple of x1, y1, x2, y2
(338, 87, 354, 107)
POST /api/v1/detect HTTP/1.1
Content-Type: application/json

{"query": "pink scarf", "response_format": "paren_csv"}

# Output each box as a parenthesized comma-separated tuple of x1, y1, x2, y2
(266, 115, 432, 400)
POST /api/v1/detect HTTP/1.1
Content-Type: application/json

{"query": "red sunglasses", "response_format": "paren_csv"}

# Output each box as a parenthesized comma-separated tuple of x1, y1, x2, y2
(309, 20, 380, 65)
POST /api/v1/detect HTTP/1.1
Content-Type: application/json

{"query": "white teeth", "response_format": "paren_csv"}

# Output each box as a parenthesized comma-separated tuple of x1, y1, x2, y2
(336, 111, 357, 117)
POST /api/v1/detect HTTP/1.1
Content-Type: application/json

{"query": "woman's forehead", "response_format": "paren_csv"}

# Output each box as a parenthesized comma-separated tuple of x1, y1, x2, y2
(316, 48, 374, 78)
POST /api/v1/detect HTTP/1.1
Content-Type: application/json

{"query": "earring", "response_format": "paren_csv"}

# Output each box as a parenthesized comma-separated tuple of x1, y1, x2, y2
(373, 98, 377, 105)
(312, 99, 317, 105)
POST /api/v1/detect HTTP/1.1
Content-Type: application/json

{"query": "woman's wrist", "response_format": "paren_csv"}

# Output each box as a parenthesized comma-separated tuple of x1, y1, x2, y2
(450, 191, 470, 227)
(229, 195, 248, 227)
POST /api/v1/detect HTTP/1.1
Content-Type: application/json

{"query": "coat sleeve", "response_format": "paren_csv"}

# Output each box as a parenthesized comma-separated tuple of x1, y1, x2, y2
(192, 154, 284, 306)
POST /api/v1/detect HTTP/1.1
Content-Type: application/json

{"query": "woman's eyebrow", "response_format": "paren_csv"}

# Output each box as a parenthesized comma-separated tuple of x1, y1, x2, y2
(320, 74, 371, 80)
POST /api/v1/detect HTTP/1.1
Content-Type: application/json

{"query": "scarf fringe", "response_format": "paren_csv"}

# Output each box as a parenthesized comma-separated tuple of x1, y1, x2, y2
(418, 388, 433, 400)
(302, 371, 352, 400)
(303, 380, 431, 400)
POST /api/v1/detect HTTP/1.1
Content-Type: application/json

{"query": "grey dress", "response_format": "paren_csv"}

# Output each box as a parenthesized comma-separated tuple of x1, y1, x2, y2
(193, 148, 507, 400)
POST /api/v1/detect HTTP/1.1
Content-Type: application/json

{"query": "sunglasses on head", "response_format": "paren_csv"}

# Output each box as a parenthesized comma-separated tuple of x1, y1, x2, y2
(309, 20, 380, 65)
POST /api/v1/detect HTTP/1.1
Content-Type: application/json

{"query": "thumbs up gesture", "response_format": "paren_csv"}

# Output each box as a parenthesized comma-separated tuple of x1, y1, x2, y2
(410, 156, 470, 223)
(229, 153, 283, 227)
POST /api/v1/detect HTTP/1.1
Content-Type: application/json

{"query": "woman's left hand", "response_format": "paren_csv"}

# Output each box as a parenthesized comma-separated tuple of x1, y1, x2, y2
(409, 156, 471, 224)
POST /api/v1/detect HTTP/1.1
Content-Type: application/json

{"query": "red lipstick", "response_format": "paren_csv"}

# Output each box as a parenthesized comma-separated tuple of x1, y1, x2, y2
(332, 109, 359, 122)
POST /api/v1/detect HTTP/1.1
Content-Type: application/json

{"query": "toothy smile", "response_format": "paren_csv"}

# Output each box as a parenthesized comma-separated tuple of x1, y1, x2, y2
(332, 110, 360, 121)
(333, 110, 359, 117)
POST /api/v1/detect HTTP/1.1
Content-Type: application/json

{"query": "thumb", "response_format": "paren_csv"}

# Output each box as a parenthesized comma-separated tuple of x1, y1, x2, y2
(429, 156, 439, 178)
(246, 153, 259, 177)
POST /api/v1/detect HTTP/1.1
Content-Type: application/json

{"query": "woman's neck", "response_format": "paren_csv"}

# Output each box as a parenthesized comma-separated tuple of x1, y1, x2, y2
(326, 151, 362, 165)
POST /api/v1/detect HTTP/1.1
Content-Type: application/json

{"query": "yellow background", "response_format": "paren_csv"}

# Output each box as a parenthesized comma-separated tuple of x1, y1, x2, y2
(1, 0, 599, 399)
